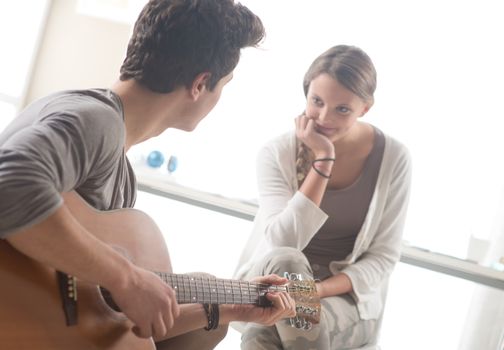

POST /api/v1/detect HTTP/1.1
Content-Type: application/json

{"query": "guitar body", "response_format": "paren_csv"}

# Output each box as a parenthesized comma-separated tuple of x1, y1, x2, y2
(0, 192, 320, 349)
(0, 192, 172, 350)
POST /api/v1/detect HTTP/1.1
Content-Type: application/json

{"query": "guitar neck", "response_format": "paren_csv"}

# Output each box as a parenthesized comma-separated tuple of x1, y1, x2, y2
(100, 271, 320, 327)
(158, 272, 286, 305)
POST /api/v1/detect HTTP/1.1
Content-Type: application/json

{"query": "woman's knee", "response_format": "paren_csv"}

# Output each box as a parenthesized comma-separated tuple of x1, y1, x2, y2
(260, 247, 311, 277)
(241, 324, 282, 350)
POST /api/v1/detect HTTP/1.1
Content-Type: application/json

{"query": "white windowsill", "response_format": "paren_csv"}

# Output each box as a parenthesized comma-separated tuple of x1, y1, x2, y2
(137, 174, 504, 290)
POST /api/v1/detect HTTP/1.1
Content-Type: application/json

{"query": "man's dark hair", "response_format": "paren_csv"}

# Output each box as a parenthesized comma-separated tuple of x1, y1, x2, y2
(120, 0, 265, 93)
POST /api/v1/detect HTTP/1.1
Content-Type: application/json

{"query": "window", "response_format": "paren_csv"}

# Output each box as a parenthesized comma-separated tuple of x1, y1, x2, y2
(76, 0, 145, 24)
(129, 0, 504, 260)
(0, 0, 50, 125)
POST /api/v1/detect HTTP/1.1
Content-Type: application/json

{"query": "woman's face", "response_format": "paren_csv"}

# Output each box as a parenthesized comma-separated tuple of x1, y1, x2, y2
(305, 73, 371, 143)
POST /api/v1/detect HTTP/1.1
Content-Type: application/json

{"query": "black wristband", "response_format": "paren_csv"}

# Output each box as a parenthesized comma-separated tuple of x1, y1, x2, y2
(312, 157, 336, 163)
(311, 158, 334, 179)
(311, 163, 331, 179)
(203, 303, 219, 331)
(211, 304, 219, 330)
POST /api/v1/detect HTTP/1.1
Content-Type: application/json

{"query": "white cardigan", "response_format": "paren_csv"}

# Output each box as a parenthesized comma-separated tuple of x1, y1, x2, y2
(234, 130, 412, 320)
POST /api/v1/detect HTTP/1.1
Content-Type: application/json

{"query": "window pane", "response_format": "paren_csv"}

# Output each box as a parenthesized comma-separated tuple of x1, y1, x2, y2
(0, 0, 49, 98)
(129, 0, 504, 259)
(0, 101, 16, 133)
(76, 0, 146, 24)
(381, 263, 504, 349)
(135, 190, 252, 277)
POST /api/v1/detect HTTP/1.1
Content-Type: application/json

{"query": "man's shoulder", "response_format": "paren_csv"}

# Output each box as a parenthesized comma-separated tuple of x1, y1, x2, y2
(40, 89, 122, 119)
(34, 89, 125, 138)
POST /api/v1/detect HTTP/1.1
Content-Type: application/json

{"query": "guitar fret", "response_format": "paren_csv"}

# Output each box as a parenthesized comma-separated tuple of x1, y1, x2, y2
(248, 281, 258, 303)
(190, 276, 196, 303)
(219, 278, 224, 304)
(200, 277, 203, 301)
(206, 277, 211, 304)
(157, 272, 290, 305)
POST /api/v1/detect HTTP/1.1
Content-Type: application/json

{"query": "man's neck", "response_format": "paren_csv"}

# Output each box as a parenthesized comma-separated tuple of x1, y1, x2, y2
(111, 79, 186, 151)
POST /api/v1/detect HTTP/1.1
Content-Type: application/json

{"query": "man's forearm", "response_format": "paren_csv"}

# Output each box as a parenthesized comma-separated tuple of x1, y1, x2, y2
(6, 203, 134, 291)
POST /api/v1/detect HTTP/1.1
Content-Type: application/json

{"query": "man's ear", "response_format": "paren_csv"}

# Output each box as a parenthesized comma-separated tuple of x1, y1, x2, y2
(190, 72, 211, 101)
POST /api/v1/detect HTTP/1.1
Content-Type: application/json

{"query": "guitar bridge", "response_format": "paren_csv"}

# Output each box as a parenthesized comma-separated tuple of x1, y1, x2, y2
(56, 271, 78, 326)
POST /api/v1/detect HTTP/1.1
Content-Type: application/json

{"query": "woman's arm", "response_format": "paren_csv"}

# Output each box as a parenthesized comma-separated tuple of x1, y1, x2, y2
(316, 273, 353, 298)
(255, 114, 338, 250)
(255, 137, 328, 250)
(295, 113, 336, 206)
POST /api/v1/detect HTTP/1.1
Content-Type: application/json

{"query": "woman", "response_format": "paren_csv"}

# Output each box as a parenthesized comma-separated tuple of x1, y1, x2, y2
(233, 45, 412, 349)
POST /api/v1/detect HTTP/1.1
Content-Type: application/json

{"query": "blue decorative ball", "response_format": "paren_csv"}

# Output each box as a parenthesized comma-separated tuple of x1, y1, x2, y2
(167, 155, 178, 173)
(147, 150, 165, 168)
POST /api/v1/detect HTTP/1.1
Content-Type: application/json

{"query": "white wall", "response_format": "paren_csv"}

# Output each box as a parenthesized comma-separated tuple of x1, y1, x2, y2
(24, 0, 131, 105)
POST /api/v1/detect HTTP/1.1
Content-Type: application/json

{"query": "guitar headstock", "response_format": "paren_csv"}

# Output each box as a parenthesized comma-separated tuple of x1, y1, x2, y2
(284, 272, 320, 330)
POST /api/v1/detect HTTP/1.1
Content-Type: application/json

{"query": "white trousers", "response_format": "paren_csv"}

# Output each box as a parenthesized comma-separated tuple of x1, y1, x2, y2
(240, 247, 379, 350)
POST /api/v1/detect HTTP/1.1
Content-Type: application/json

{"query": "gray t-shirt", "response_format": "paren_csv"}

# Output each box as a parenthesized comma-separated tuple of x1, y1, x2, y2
(0, 89, 136, 238)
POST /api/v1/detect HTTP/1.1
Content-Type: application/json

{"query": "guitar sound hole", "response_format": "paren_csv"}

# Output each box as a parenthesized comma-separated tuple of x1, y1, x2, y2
(99, 287, 121, 312)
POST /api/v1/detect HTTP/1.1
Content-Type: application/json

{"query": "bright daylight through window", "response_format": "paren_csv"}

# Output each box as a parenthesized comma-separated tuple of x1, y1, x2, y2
(129, 0, 504, 260)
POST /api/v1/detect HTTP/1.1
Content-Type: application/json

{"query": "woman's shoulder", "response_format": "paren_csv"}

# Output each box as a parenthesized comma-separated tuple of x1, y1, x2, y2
(255, 131, 298, 176)
(262, 130, 296, 151)
(374, 126, 410, 159)
(375, 128, 412, 176)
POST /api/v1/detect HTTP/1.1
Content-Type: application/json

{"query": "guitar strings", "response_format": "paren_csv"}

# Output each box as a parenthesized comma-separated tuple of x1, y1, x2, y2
(155, 272, 314, 305)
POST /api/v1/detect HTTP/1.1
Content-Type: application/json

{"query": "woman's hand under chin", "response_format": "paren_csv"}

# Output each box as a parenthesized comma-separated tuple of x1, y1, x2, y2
(295, 112, 335, 159)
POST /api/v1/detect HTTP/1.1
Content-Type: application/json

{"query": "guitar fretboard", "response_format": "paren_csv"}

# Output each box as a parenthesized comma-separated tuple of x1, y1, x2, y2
(157, 273, 287, 305)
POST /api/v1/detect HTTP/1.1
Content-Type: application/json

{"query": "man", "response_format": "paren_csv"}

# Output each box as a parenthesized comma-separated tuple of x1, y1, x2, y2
(0, 1, 295, 349)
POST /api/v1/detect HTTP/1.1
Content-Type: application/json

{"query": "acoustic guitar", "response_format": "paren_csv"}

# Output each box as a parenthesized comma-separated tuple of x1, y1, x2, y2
(0, 192, 320, 350)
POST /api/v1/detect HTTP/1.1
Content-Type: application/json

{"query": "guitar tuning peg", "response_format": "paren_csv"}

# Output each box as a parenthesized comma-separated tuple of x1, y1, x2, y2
(284, 272, 303, 281)
(289, 317, 301, 329)
(302, 321, 313, 331)
(289, 316, 313, 331)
